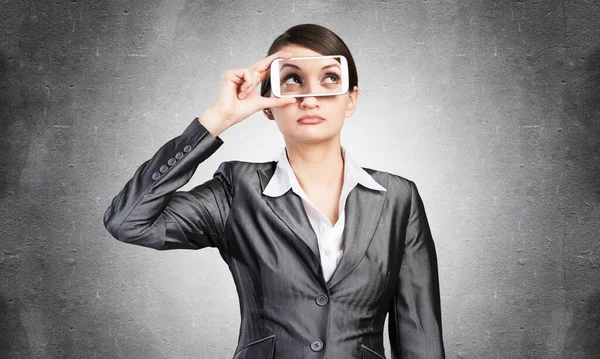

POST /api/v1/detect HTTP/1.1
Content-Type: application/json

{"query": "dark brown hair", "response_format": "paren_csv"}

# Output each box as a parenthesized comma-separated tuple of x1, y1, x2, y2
(260, 24, 358, 98)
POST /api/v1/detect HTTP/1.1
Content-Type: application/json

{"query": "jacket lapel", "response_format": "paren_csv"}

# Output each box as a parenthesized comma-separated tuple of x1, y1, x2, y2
(258, 165, 321, 259)
(326, 177, 388, 290)
(257, 163, 388, 290)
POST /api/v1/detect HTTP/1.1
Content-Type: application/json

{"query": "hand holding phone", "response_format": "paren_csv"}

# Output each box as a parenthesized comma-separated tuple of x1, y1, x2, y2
(205, 50, 298, 133)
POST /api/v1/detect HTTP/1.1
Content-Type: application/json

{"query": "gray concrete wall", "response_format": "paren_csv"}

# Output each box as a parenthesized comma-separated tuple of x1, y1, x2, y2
(1, 0, 598, 358)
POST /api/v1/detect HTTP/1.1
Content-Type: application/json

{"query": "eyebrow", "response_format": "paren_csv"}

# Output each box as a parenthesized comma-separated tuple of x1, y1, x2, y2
(281, 63, 340, 71)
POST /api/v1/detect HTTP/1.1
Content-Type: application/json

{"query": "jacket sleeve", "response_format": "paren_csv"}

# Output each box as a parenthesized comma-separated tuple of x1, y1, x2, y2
(103, 117, 233, 251)
(388, 180, 445, 359)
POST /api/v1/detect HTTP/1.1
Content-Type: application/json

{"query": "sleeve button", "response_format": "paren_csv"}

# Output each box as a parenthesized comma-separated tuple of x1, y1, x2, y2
(159, 165, 169, 173)
(167, 158, 176, 166)
(183, 145, 192, 153)
(175, 152, 184, 160)
(152, 172, 160, 180)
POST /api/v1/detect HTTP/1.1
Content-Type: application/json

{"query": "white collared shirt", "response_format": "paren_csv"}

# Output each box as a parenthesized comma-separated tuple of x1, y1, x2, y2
(262, 145, 386, 282)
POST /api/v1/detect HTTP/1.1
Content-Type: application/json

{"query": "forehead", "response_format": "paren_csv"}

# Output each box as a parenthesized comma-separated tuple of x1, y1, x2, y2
(278, 44, 323, 58)
(277, 45, 339, 71)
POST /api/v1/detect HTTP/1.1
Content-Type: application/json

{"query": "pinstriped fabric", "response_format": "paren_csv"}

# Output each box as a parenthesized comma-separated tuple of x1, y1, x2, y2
(104, 118, 445, 358)
(263, 145, 386, 283)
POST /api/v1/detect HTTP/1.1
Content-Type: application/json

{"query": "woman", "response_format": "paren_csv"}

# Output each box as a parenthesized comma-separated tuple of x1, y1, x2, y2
(103, 23, 445, 359)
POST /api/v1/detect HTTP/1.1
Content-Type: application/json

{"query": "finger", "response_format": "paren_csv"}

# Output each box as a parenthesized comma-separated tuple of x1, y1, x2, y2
(257, 96, 297, 110)
(224, 68, 248, 85)
(241, 70, 260, 94)
(249, 70, 261, 93)
(241, 51, 292, 89)
(255, 57, 285, 84)
(226, 50, 292, 85)
(239, 69, 258, 99)
(251, 51, 294, 84)
(239, 68, 252, 91)
(251, 50, 293, 74)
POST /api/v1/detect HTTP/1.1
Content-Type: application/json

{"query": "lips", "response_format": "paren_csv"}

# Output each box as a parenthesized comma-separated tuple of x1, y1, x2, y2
(298, 115, 325, 124)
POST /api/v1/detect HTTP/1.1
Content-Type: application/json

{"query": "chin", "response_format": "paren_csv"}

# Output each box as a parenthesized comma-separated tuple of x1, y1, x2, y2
(288, 130, 339, 144)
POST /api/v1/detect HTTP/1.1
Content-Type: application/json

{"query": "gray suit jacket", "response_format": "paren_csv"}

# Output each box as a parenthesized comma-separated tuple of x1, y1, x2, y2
(103, 118, 445, 359)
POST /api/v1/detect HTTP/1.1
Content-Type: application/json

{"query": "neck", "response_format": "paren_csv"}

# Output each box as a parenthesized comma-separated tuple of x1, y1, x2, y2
(284, 139, 345, 189)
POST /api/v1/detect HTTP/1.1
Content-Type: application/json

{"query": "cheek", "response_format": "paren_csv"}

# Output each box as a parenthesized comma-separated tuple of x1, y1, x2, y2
(273, 106, 295, 122)
(329, 100, 351, 118)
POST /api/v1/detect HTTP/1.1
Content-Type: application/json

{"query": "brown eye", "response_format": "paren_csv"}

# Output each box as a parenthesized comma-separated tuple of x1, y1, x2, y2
(324, 73, 340, 84)
(283, 74, 301, 86)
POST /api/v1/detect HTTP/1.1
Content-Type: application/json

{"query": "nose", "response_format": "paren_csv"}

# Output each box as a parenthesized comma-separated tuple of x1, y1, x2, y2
(300, 78, 320, 108)
(300, 95, 319, 108)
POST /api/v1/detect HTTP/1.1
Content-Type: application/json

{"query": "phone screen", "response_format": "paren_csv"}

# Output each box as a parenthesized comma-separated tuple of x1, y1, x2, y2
(270, 55, 348, 97)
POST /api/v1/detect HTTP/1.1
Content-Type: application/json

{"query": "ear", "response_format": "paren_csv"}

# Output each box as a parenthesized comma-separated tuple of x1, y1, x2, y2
(263, 108, 274, 120)
(345, 86, 359, 118)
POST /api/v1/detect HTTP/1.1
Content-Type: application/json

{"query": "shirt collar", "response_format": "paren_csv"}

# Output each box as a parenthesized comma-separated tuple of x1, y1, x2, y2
(263, 145, 386, 197)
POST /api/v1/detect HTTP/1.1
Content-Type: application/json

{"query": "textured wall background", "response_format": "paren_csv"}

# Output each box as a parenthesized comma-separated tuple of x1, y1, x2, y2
(1, 0, 598, 358)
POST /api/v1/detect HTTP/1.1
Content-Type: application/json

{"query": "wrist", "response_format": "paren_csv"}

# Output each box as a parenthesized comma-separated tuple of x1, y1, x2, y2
(198, 107, 229, 137)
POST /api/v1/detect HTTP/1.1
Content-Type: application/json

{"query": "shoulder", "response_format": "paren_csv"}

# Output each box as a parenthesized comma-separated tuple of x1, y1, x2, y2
(222, 159, 275, 173)
(361, 166, 415, 193)
(361, 167, 426, 212)
(212, 159, 275, 183)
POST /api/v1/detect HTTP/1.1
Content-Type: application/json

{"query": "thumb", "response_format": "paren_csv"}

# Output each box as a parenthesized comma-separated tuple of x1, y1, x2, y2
(257, 96, 297, 110)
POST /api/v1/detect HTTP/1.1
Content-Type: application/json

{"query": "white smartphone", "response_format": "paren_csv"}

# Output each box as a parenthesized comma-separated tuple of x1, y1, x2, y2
(269, 55, 349, 98)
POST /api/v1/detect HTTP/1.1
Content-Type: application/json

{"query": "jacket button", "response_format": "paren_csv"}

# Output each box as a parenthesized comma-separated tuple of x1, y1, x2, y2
(152, 172, 160, 180)
(175, 152, 184, 160)
(183, 145, 192, 153)
(167, 158, 176, 166)
(315, 294, 329, 306)
(310, 339, 323, 352)
(159, 165, 169, 173)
